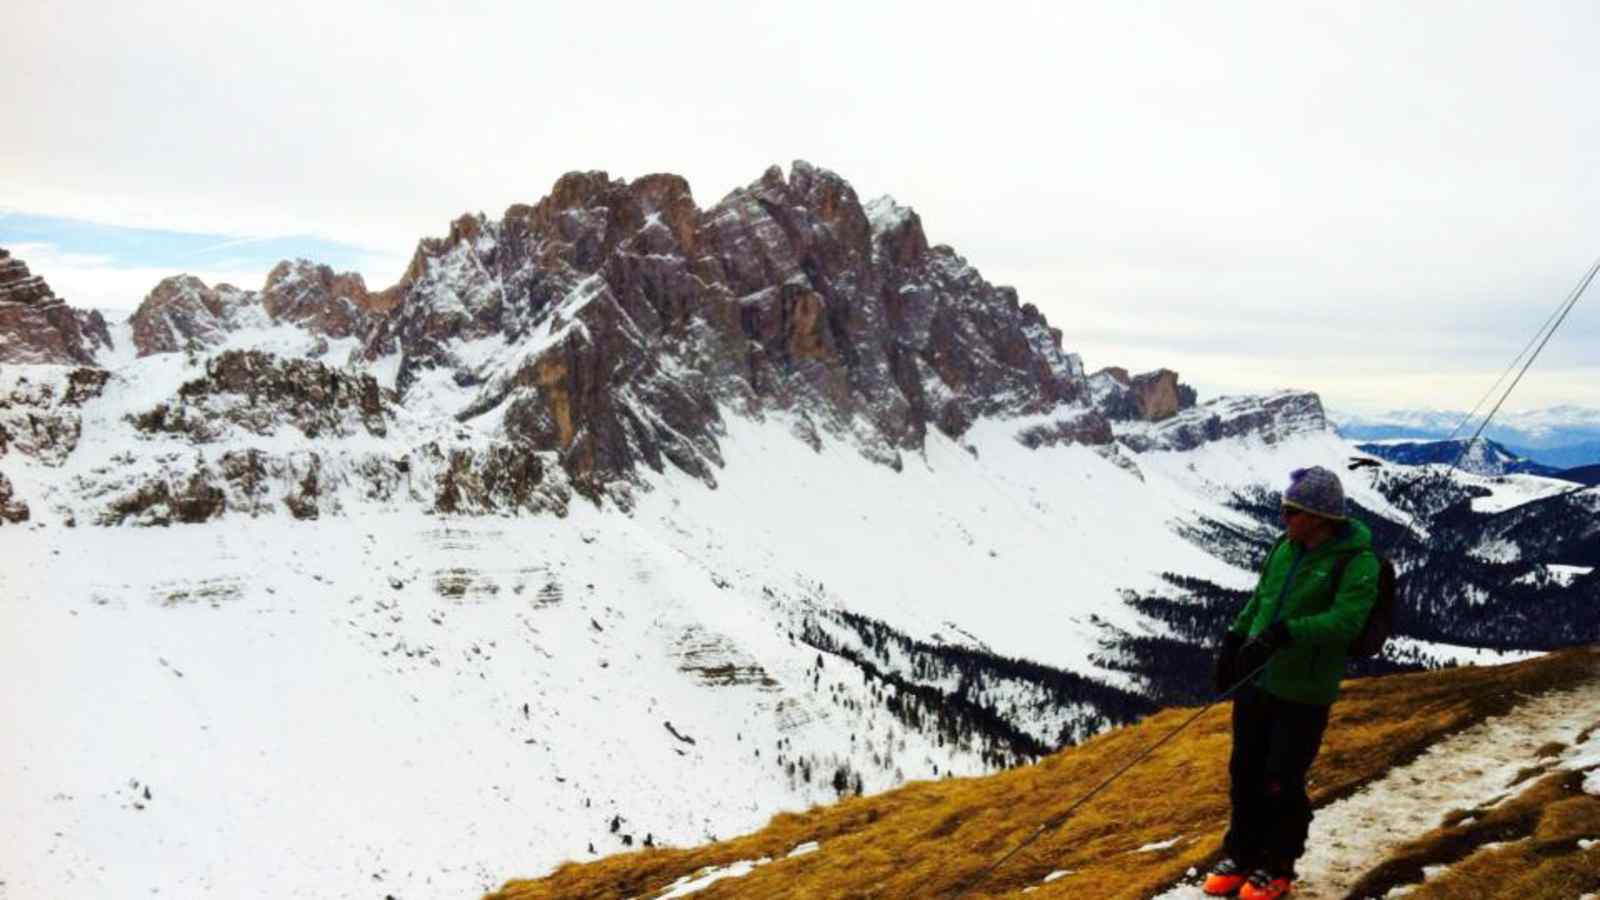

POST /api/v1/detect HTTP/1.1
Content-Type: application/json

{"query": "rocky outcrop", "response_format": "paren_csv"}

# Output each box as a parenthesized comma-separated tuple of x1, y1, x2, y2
(1116, 390, 1328, 452)
(261, 260, 400, 340)
(100, 470, 228, 526)
(1017, 410, 1115, 450)
(131, 350, 389, 442)
(0, 368, 110, 465)
(1091, 367, 1196, 423)
(0, 248, 105, 366)
(130, 261, 397, 357)
(427, 442, 570, 517)
(129, 275, 255, 356)
(0, 471, 28, 524)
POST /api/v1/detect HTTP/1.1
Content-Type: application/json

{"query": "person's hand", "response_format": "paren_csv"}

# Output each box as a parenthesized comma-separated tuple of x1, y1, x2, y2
(1213, 631, 1246, 693)
(1235, 622, 1292, 680)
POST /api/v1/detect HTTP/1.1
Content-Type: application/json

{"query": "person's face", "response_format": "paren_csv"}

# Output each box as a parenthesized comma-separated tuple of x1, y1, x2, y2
(1282, 506, 1331, 545)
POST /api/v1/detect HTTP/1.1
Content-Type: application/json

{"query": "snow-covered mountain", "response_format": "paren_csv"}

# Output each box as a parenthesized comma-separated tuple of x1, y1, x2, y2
(1334, 406, 1600, 468)
(1353, 437, 1565, 478)
(3, 163, 1593, 898)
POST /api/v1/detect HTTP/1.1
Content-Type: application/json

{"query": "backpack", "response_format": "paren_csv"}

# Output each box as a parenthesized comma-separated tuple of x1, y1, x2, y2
(1332, 550, 1397, 658)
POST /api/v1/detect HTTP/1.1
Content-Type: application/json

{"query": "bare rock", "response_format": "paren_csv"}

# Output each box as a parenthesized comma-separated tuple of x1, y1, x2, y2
(1092, 367, 1193, 423)
(0, 470, 29, 524)
(0, 369, 105, 464)
(428, 442, 565, 516)
(0, 248, 103, 366)
(262, 260, 398, 340)
(370, 160, 1095, 497)
(131, 350, 390, 442)
(1016, 410, 1116, 449)
(1117, 390, 1328, 452)
(129, 275, 255, 356)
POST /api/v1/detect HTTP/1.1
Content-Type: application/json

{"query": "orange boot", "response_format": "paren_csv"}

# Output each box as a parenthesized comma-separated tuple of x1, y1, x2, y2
(1238, 868, 1293, 899)
(1202, 858, 1248, 896)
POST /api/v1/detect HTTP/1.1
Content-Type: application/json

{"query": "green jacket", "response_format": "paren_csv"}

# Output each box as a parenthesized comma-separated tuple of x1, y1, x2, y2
(1230, 518, 1381, 706)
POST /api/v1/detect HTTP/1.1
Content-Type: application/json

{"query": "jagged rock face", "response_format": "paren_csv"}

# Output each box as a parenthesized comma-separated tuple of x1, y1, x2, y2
(130, 260, 392, 357)
(261, 260, 400, 340)
(0, 248, 105, 366)
(426, 442, 570, 517)
(1116, 390, 1328, 452)
(130, 350, 389, 442)
(1016, 409, 1115, 450)
(0, 471, 28, 523)
(372, 161, 1093, 487)
(1091, 367, 1193, 423)
(129, 275, 254, 356)
(0, 368, 110, 466)
(6, 162, 1335, 527)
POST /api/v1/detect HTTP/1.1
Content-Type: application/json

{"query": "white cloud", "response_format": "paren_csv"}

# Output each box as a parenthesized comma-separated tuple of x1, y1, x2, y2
(10, 242, 268, 314)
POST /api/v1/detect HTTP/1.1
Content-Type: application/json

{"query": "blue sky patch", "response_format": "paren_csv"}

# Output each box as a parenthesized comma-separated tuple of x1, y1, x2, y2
(0, 211, 393, 275)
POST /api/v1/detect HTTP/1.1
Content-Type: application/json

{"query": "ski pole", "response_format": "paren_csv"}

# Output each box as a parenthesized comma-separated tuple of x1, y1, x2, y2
(947, 660, 1272, 899)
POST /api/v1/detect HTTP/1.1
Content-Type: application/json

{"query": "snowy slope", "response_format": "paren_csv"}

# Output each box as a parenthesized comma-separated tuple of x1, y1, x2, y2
(8, 324, 1591, 898)
(0, 387, 1368, 900)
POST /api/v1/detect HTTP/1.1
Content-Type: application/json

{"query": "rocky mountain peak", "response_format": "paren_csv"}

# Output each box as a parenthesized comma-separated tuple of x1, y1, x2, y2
(0, 247, 112, 366)
(866, 196, 930, 268)
(262, 259, 396, 338)
(2, 164, 1337, 525)
(129, 274, 254, 356)
(356, 161, 1105, 491)
(128, 259, 397, 357)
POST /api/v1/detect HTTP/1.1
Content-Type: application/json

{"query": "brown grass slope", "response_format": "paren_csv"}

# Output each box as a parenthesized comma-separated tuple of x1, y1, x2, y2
(488, 646, 1600, 900)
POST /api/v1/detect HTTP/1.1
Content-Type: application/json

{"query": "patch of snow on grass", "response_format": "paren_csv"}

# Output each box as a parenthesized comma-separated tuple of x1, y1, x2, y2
(1383, 637, 1541, 668)
(649, 857, 771, 898)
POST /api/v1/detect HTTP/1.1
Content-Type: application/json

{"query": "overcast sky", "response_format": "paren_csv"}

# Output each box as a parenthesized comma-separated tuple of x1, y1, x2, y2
(4, 0, 1597, 414)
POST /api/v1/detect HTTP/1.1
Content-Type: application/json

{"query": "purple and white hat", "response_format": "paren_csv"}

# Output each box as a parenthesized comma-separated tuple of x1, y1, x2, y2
(1283, 466, 1346, 520)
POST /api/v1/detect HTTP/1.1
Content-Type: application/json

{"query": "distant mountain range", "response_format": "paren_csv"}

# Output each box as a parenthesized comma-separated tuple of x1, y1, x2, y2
(1333, 407, 1600, 468)
(1353, 437, 1566, 478)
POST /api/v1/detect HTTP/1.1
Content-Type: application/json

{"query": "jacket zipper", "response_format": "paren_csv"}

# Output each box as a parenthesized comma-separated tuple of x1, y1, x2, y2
(1257, 545, 1304, 684)
(1267, 545, 1303, 629)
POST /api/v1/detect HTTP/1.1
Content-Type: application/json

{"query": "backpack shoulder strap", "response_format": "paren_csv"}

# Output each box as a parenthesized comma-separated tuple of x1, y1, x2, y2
(1330, 548, 1379, 590)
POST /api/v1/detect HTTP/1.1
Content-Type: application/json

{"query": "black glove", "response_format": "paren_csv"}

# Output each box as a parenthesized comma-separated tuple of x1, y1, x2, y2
(1235, 622, 1293, 681)
(1213, 631, 1246, 693)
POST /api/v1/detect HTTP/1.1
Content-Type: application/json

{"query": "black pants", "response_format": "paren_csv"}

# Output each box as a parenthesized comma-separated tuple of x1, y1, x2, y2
(1223, 684, 1331, 873)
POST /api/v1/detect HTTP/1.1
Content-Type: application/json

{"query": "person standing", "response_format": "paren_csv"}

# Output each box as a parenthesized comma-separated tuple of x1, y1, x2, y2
(1203, 466, 1381, 899)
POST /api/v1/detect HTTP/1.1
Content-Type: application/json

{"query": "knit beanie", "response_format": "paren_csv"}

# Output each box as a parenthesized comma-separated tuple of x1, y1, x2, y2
(1282, 466, 1346, 520)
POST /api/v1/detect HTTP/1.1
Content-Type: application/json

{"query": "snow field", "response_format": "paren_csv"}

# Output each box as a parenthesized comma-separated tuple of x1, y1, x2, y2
(2, 407, 1353, 899)
(1, 508, 912, 898)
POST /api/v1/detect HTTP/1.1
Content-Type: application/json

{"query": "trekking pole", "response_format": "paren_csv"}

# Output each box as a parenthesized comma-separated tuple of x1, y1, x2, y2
(947, 660, 1272, 899)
